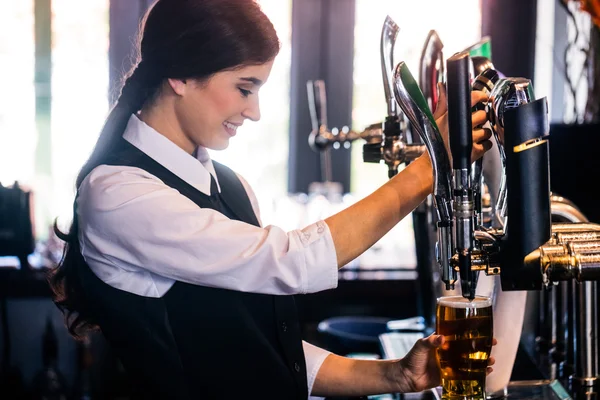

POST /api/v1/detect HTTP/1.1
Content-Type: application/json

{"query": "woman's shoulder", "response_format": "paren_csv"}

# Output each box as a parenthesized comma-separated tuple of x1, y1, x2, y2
(78, 164, 168, 210)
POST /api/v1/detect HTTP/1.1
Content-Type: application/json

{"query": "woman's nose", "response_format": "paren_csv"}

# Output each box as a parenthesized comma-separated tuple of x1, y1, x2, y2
(242, 98, 261, 122)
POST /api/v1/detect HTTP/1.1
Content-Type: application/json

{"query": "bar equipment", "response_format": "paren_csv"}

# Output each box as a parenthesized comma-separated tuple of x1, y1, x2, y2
(419, 30, 445, 117)
(412, 29, 447, 329)
(307, 16, 426, 180)
(392, 52, 600, 397)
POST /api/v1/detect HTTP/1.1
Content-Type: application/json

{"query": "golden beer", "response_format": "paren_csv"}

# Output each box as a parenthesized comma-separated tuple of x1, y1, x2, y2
(436, 296, 493, 400)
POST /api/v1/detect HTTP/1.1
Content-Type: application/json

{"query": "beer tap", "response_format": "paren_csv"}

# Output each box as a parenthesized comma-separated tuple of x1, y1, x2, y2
(471, 66, 500, 230)
(447, 52, 477, 300)
(306, 79, 382, 182)
(307, 16, 425, 179)
(307, 79, 333, 183)
(419, 30, 445, 117)
(362, 15, 427, 178)
(487, 77, 535, 232)
(393, 61, 455, 290)
(414, 29, 446, 328)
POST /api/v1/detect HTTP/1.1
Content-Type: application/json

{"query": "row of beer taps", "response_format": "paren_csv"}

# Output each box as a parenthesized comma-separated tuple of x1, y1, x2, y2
(307, 14, 600, 296)
(307, 14, 599, 390)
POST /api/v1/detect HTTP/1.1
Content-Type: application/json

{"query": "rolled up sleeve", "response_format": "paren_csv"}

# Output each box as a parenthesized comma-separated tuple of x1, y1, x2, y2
(303, 341, 331, 397)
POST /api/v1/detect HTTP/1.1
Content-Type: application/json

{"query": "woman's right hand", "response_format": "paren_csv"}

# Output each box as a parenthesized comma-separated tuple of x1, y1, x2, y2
(433, 82, 493, 163)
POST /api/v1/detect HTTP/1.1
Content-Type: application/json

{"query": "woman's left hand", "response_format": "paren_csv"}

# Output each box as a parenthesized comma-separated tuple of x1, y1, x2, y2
(433, 83, 493, 164)
(392, 334, 497, 393)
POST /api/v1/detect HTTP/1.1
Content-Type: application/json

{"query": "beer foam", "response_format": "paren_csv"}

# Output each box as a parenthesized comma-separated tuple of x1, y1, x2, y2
(437, 295, 492, 308)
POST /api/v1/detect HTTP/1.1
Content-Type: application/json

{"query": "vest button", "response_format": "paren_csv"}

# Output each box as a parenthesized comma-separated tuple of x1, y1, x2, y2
(281, 322, 288, 332)
(294, 362, 300, 372)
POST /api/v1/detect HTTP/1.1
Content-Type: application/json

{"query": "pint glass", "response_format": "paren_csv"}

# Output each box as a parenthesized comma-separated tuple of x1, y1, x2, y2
(436, 296, 493, 400)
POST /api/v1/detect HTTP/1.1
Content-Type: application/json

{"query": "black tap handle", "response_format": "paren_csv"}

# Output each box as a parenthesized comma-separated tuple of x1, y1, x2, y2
(447, 52, 473, 171)
(307, 80, 328, 132)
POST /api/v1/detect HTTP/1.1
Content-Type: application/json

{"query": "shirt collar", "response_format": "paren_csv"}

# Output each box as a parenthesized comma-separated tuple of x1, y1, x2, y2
(122, 114, 220, 195)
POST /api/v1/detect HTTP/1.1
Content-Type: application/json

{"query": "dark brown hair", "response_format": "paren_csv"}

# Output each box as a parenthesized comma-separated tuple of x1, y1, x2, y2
(48, 0, 280, 339)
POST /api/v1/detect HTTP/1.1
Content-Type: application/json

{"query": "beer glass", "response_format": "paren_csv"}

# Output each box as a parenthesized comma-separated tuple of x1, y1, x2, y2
(436, 295, 493, 400)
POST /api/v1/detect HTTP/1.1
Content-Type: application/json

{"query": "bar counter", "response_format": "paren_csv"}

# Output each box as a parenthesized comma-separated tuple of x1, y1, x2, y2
(400, 380, 572, 399)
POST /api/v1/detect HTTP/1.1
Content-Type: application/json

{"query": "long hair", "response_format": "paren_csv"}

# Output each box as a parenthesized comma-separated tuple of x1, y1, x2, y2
(48, 0, 280, 339)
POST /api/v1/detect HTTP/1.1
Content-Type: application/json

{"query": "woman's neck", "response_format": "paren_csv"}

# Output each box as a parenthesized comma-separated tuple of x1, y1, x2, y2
(138, 101, 196, 155)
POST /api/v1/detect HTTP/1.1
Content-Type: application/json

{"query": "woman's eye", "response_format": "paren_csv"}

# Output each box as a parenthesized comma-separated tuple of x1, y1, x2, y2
(239, 88, 252, 97)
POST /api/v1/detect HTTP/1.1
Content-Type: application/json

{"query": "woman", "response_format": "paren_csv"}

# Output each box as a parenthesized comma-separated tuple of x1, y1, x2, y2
(49, 0, 494, 398)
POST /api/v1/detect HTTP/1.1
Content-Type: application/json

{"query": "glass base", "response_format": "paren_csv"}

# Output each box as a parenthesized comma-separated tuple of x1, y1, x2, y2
(441, 378, 486, 400)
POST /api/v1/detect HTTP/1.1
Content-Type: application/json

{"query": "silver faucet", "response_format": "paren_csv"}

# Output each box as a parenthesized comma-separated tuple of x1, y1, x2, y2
(306, 16, 425, 179)
(393, 61, 455, 289)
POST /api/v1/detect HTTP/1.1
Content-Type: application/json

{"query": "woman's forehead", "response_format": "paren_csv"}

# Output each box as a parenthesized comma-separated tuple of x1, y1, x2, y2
(222, 60, 275, 82)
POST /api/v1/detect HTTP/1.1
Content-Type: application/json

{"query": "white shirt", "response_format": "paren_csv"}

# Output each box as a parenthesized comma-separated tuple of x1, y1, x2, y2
(77, 114, 337, 396)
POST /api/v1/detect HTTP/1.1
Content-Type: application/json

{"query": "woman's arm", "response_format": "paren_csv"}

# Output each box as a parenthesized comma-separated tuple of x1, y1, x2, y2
(325, 153, 433, 267)
(311, 354, 405, 397)
(326, 88, 491, 268)
(311, 334, 496, 397)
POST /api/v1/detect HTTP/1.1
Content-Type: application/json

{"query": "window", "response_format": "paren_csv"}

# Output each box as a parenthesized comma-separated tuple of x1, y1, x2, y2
(350, 0, 482, 268)
(0, 0, 109, 238)
(208, 0, 292, 227)
(51, 0, 110, 232)
(0, 2, 36, 190)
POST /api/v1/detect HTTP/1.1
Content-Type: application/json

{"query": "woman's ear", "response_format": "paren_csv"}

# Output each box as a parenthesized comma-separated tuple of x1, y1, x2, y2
(167, 78, 188, 96)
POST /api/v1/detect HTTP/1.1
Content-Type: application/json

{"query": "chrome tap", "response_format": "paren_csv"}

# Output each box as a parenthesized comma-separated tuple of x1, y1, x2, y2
(307, 16, 425, 179)
(393, 61, 455, 289)
(470, 62, 498, 230)
(371, 15, 426, 178)
(381, 16, 399, 119)
(487, 77, 535, 231)
(447, 52, 477, 299)
(418, 30, 445, 117)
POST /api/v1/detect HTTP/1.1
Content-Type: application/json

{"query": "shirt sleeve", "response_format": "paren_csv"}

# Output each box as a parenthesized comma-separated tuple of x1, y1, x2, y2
(303, 341, 331, 397)
(77, 165, 339, 295)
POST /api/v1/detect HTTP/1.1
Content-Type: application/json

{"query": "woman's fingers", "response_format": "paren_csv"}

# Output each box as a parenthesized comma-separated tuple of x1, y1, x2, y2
(471, 90, 489, 108)
(419, 334, 445, 350)
(486, 344, 497, 375)
(471, 140, 493, 161)
(473, 127, 492, 143)
(472, 109, 488, 128)
(433, 82, 448, 120)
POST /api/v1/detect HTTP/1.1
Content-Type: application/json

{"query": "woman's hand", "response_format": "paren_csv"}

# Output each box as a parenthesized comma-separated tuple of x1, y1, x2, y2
(433, 82, 493, 164)
(391, 334, 497, 393)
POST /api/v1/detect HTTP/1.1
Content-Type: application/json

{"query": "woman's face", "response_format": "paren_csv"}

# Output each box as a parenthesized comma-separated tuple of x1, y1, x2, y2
(171, 60, 275, 152)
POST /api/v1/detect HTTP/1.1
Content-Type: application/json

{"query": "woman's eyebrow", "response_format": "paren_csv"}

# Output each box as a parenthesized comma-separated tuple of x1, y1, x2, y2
(239, 77, 263, 85)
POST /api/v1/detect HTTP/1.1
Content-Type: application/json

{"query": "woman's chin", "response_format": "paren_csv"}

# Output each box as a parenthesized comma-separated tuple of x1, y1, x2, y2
(212, 139, 230, 151)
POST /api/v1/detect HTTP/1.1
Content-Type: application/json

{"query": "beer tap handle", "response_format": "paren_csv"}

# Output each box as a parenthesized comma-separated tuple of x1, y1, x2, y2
(381, 16, 399, 118)
(307, 80, 328, 134)
(447, 51, 476, 300)
(307, 80, 333, 182)
(447, 52, 473, 171)
(393, 62, 455, 289)
(419, 29, 445, 117)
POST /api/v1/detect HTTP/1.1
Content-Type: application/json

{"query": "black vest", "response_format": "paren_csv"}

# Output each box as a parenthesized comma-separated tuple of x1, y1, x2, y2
(77, 140, 308, 399)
